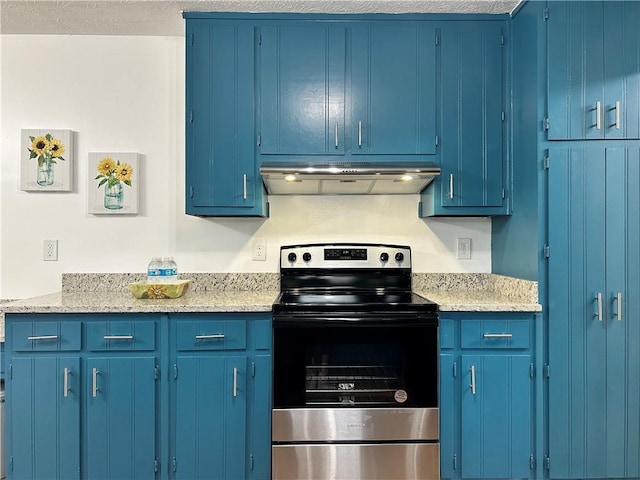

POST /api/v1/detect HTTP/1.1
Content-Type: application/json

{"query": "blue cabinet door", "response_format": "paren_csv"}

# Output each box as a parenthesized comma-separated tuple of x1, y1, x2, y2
(85, 356, 157, 479)
(547, 2, 640, 140)
(421, 21, 507, 217)
(351, 24, 436, 155)
(260, 25, 346, 155)
(173, 355, 248, 480)
(8, 357, 80, 480)
(186, 20, 265, 216)
(439, 353, 457, 480)
(248, 354, 272, 480)
(460, 354, 532, 479)
(547, 147, 640, 479)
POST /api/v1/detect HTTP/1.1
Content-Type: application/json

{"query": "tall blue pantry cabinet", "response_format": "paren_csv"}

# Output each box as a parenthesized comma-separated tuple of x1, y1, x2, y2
(497, 2, 640, 480)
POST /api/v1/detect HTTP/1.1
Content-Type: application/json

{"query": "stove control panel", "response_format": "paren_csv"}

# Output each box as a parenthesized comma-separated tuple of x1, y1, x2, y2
(280, 244, 411, 269)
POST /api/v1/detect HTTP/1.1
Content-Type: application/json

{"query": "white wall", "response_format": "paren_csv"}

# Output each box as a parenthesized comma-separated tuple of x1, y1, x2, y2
(0, 34, 491, 299)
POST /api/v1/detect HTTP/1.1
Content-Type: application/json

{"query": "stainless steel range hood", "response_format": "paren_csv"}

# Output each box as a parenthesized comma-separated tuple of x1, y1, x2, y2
(260, 161, 441, 195)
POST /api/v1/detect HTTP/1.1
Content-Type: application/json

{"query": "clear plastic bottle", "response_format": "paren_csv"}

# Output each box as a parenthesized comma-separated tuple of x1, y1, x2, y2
(160, 256, 178, 283)
(147, 257, 162, 284)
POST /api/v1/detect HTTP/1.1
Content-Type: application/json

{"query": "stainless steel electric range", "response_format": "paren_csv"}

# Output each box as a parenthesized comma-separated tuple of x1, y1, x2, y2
(271, 243, 440, 480)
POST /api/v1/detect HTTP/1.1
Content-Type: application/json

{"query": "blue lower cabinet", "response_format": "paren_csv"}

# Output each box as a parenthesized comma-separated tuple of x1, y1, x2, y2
(8, 356, 81, 480)
(5, 313, 272, 480)
(172, 355, 247, 480)
(85, 356, 158, 480)
(439, 312, 537, 480)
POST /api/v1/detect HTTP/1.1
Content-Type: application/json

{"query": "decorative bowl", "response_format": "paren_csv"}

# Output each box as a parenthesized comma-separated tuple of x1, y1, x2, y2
(128, 279, 191, 299)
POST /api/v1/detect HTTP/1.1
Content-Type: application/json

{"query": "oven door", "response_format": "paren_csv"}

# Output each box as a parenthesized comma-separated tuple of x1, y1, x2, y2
(272, 314, 439, 480)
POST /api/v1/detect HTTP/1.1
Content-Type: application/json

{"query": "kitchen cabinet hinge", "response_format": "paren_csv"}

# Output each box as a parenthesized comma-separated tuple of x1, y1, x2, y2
(453, 362, 457, 378)
(435, 135, 439, 147)
(501, 34, 505, 46)
(250, 454, 255, 470)
(154, 366, 159, 380)
(544, 155, 550, 170)
(453, 454, 458, 470)
(435, 34, 440, 47)
(190, 33, 194, 46)
(544, 244, 550, 259)
(189, 186, 194, 199)
(257, 134, 261, 147)
(544, 7, 549, 20)
(502, 188, 506, 200)
(9, 364, 12, 379)
(189, 111, 194, 123)
(258, 34, 262, 46)
(530, 363, 535, 378)
(501, 111, 506, 121)
(252, 362, 256, 378)
(154, 459, 159, 473)
(10, 456, 13, 471)
(530, 454, 535, 470)
(173, 363, 178, 380)
(544, 364, 550, 378)
(544, 117, 550, 131)
(172, 457, 177, 473)
(545, 456, 551, 470)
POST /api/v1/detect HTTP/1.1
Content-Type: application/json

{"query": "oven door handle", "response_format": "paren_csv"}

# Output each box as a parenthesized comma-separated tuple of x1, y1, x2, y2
(272, 316, 438, 327)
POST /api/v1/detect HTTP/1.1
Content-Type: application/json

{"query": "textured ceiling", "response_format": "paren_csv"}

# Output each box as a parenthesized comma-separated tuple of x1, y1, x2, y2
(0, 0, 521, 36)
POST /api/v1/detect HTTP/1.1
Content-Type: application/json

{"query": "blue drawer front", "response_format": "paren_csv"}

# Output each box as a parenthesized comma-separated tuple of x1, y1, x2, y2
(461, 319, 530, 349)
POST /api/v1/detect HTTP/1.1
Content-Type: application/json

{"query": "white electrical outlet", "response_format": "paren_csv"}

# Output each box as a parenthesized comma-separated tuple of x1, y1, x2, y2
(44, 239, 58, 261)
(252, 238, 267, 261)
(457, 238, 471, 260)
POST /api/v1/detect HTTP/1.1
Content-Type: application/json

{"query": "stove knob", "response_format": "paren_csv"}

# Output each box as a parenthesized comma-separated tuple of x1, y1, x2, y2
(303, 252, 312, 262)
(287, 252, 297, 263)
(395, 252, 405, 262)
(380, 252, 389, 263)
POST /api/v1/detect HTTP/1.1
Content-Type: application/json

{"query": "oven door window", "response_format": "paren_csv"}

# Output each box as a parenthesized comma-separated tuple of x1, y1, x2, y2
(273, 322, 437, 409)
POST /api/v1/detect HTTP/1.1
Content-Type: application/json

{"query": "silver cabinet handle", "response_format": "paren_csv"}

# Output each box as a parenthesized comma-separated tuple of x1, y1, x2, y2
(92, 367, 99, 398)
(358, 121, 362, 148)
(243, 174, 247, 200)
(470, 365, 476, 395)
(483, 333, 513, 338)
(596, 101, 602, 130)
(28, 335, 58, 341)
(103, 335, 133, 340)
(615, 101, 621, 129)
(334, 121, 339, 148)
(64, 367, 70, 398)
(614, 292, 623, 321)
(595, 292, 603, 321)
(233, 367, 238, 397)
(195, 334, 225, 340)
(449, 174, 454, 199)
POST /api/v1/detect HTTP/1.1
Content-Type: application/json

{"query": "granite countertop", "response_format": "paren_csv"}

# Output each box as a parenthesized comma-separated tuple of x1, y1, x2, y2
(1, 272, 541, 320)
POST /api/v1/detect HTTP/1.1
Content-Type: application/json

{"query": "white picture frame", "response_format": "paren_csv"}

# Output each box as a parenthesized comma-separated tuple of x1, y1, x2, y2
(20, 129, 74, 192)
(88, 152, 140, 215)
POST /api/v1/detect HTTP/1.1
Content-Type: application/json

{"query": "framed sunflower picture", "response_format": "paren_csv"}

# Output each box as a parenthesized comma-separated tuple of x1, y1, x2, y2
(88, 152, 140, 215)
(20, 129, 74, 192)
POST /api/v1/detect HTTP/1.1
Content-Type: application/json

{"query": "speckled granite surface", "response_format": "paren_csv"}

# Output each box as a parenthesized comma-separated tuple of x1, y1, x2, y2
(413, 273, 540, 312)
(0, 273, 540, 332)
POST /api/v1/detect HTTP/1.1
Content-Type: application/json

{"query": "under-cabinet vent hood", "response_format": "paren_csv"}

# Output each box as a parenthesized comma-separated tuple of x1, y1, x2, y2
(260, 162, 441, 195)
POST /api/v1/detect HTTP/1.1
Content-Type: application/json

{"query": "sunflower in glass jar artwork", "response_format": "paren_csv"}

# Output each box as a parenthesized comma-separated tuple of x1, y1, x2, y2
(27, 133, 66, 186)
(95, 156, 134, 210)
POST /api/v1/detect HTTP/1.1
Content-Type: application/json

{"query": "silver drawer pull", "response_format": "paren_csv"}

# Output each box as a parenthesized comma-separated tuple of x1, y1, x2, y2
(195, 334, 225, 340)
(483, 333, 513, 339)
(103, 335, 133, 340)
(28, 335, 58, 341)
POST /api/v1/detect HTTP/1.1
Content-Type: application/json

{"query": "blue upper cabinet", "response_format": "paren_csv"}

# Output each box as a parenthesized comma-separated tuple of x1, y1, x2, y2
(185, 20, 267, 216)
(420, 21, 507, 216)
(351, 24, 436, 156)
(547, 1, 640, 140)
(259, 25, 346, 156)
